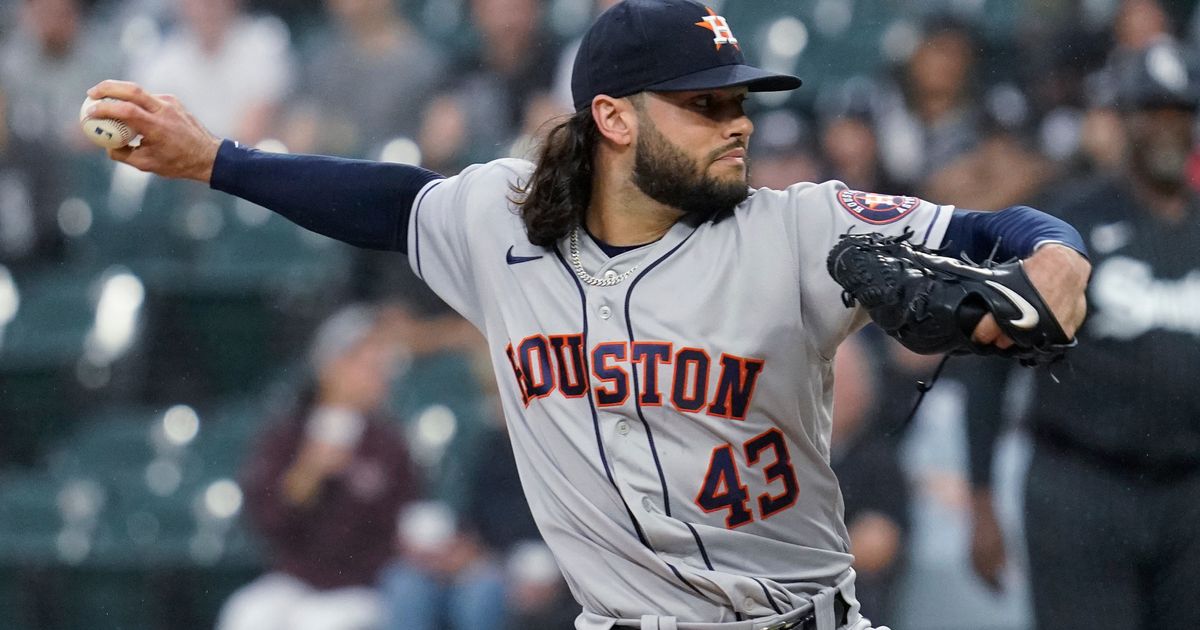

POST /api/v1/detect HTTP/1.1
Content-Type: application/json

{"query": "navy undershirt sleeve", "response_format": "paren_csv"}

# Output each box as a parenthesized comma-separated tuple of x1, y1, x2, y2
(209, 139, 443, 253)
(940, 206, 1088, 262)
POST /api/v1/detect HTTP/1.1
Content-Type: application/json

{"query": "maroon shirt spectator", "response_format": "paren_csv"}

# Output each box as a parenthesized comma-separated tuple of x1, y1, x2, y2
(218, 305, 420, 630)
(241, 403, 419, 589)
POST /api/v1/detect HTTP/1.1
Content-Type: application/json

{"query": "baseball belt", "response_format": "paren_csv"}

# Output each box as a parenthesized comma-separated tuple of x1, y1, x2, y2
(617, 591, 851, 630)
(759, 592, 849, 630)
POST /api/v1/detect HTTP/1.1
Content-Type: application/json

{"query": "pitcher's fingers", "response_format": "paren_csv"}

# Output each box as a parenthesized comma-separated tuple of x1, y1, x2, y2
(87, 80, 164, 114)
(972, 314, 1016, 349)
(109, 146, 157, 173)
(86, 100, 156, 135)
(107, 145, 135, 162)
(972, 313, 1001, 345)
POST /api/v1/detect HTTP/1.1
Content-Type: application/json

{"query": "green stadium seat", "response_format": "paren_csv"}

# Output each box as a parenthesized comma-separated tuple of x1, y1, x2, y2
(51, 565, 160, 630)
(0, 263, 107, 464)
(0, 564, 33, 630)
(718, 1, 901, 109)
(0, 473, 63, 564)
(61, 418, 157, 480)
(189, 201, 350, 295)
(130, 199, 350, 400)
(391, 350, 487, 508)
(1, 264, 96, 370)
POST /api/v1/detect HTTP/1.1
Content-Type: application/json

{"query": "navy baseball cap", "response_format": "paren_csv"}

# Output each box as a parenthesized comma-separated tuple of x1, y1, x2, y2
(1110, 41, 1200, 112)
(571, 0, 802, 112)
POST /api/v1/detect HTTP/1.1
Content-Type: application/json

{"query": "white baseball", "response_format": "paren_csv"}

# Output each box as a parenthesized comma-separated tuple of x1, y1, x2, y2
(79, 96, 135, 149)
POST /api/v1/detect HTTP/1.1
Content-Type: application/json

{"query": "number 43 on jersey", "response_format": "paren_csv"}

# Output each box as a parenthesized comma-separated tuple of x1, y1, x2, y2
(695, 428, 799, 528)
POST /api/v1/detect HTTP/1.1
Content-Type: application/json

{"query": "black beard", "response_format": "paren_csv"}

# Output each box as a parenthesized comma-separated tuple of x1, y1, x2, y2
(632, 117, 750, 217)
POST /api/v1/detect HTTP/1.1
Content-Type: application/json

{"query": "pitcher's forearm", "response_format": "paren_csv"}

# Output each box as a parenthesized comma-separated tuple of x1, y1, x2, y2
(209, 140, 443, 252)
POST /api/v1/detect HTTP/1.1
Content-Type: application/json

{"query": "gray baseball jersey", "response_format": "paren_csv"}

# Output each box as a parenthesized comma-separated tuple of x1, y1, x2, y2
(408, 159, 951, 626)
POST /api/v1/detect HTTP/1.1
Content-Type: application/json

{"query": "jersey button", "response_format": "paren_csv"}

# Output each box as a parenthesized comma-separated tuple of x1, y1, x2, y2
(598, 305, 612, 320)
(604, 269, 618, 281)
(641, 496, 656, 513)
(616, 420, 630, 435)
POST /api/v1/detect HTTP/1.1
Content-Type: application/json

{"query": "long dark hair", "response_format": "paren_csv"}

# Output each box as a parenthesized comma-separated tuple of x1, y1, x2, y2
(511, 108, 599, 247)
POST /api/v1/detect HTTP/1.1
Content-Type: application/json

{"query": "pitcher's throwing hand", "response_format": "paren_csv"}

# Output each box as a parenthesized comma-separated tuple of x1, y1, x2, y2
(84, 80, 222, 183)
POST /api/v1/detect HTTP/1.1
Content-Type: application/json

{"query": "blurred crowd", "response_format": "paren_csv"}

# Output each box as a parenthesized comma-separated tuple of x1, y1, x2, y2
(2, 0, 1200, 629)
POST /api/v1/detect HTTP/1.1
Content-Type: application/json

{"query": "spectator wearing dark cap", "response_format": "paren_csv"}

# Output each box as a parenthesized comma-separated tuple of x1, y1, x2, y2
(966, 39, 1200, 630)
(217, 305, 420, 630)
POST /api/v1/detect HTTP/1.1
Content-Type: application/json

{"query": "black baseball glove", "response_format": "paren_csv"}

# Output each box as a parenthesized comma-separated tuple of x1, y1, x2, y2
(826, 231, 1075, 366)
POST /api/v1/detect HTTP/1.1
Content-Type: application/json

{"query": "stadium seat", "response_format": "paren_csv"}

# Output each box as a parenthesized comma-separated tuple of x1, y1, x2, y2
(1, 264, 96, 370)
(0, 563, 32, 630)
(0, 473, 63, 563)
(132, 197, 350, 400)
(50, 565, 162, 630)
(60, 415, 157, 480)
(392, 351, 487, 507)
(719, 0, 902, 109)
(0, 264, 103, 465)
(190, 200, 349, 294)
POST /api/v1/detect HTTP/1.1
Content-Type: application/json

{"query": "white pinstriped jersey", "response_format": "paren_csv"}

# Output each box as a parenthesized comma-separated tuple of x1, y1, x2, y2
(407, 159, 951, 625)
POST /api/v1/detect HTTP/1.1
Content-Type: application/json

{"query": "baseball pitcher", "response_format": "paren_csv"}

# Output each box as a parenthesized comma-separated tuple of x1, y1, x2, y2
(83, 1, 1090, 628)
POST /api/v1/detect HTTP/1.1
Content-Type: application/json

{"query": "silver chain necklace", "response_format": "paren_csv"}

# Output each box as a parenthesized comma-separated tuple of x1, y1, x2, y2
(569, 227, 640, 287)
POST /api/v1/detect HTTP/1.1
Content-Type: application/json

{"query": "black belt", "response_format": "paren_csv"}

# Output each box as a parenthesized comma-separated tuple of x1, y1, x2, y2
(761, 592, 849, 630)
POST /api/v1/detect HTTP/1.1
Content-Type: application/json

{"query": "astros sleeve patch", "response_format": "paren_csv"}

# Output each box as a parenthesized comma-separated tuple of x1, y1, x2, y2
(835, 189, 923, 225)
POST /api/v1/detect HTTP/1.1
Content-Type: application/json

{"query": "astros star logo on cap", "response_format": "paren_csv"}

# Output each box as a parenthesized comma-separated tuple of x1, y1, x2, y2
(695, 7, 739, 51)
(569, 0, 799, 111)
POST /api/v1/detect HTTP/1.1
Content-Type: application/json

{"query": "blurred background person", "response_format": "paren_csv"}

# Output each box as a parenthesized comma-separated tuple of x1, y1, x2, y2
(923, 106, 1057, 212)
(378, 344, 572, 630)
(747, 108, 823, 190)
(217, 305, 420, 630)
(814, 79, 902, 194)
(829, 333, 909, 622)
(132, 0, 293, 145)
(378, 500, 506, 630)
(887, 339, 1033, 629)
(416, 0, 563, 173)
(277, 0, 455, 316)
(874, 16, 983, 194)
(504, 540, 578, 630)
(282, 0, 446, 159)
(967, 40, 1200, 630)
(0, 0, 123, 263)
(461, 347, 577, 628)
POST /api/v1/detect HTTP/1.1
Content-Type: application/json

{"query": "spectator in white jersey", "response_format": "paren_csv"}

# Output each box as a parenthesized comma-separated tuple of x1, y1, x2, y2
(133, 0, 293, 144)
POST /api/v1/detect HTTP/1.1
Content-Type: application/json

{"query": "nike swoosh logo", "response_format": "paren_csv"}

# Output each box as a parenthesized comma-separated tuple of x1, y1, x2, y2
(506, 246, 543, 265)
(985, 280, 1040, 329)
